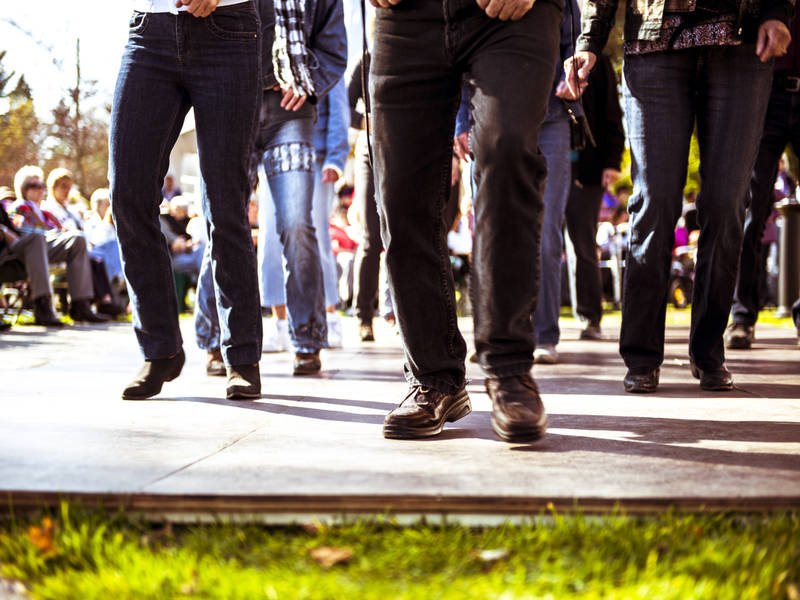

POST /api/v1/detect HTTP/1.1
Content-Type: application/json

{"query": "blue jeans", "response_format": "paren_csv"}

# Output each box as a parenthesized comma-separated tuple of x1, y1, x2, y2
(371, 0, 561, 393)
(621, 46, 772, 372)
(110, 5, 263, 365)
(254, 91, 326, 352)
(194, 243, 220, 351)
(731, 81, 800, 326)
(533, 100, 571, 347)
(312, 159, 341, 307)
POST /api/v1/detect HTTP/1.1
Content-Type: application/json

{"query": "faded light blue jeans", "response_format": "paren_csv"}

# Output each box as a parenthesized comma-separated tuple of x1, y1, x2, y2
(620, 45, 772, 372)
(109, 4, 263, 365)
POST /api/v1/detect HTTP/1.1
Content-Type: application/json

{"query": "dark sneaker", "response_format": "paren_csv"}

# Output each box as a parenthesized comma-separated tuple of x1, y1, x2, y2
(383, 386, 471, 439)
(226, 363, 261, 400)
(580, 323, 602, 340)
(293, 351, 322, 375)
(724, 322, 754, 350)
(623, 367, 660, 393)
(690, 362, 734, 391)
(122, 349, 185, 400)
(359, 322, 375, 342)
(206, 348, 226, 377)
(486, 373, 548, 443)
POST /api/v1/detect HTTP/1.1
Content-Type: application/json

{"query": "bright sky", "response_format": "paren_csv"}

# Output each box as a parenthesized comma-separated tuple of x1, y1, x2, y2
(0, 1, 132, 117)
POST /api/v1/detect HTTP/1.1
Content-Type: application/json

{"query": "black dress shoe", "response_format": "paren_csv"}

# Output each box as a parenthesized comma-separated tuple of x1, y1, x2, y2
(623, 368, 660, 393)
(293, 351, 321, 375)
(122, 349, 185, 400)
(226, 363, 261, 400)
(691, 362, 734, 391)
(206, 348, 226, 377)
(33, 295, 64, 327)
(486, 373, 548, 443)
(69, 299, 110, 323)
(383, 386, 471, 439)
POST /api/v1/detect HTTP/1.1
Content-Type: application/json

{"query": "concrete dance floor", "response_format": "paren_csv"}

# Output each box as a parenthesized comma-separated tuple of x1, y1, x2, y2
(1, 314, 798, 520)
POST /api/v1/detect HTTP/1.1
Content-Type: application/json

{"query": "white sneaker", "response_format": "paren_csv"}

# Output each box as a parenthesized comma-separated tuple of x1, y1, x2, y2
(326, 313, 343, 349)
(262, 318, 290, 353)
(533, 344, 559, 364)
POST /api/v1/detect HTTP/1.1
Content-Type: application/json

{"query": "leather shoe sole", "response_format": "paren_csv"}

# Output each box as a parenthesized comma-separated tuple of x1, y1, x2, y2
(383, 389, 471, 439)
(691, 363, 734, 391)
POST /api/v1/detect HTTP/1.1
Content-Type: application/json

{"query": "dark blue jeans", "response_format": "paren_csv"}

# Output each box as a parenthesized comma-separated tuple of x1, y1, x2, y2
(371, 0, 562, 393)
(621, 46, 772, 372)
(110, 4, 263, 365)
(731, 82, 800, 326)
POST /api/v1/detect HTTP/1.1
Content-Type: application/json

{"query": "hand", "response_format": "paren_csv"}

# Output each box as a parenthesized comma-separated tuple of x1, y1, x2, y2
(602, 168, 621, 189)
(756, 19, 791, 62)
(476, 0, 535, 21)
(171, 238, 188, 253)
(1, 226, 18, 245)
(322, 168, 339, 184)
(369, 0, 402, 7)
(176, 0, 219, 17)
(280, 88, 307, 111)
(555, 79, 582, 100)
(454, 132, 470, 161)
(563, 51, 596, 98)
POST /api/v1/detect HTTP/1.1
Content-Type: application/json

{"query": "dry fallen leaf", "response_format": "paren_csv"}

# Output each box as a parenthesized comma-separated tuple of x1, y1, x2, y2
(477, 548, 509, 563)
(309, 546, 353, 569)
(27, 517, 56, 554)
(787, 583, 799, 600)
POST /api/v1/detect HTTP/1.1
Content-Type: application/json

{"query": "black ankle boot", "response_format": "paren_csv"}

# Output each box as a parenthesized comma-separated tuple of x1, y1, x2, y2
(33, 295, 64, 327)
(70, 299, 110, 323)
(122, 349, 185, 400)
(226, 363, 261, 400)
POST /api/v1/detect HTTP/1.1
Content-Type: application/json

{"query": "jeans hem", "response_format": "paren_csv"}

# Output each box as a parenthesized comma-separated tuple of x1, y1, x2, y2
(482, 361, 533, 379)
(405, 372, 466, 396)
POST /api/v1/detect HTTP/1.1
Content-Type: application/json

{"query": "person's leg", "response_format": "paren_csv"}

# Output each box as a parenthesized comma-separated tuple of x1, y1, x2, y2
(620, 51, 695, 375)
(564, 182, 604, 328)
(185, 5, 263, 368)
(352, 130, 382, 332)
(312, 161, 340, 308)
(9, 232, 51, 300)
(689, 44, 772, 372)
(43, 230, 94, 302)
(194, 242, 220, 352)
(260, 93, 327, 356)
(256, 173, 288, 308)
(730, 87, 791, 335)
(109, 11, 190, 360)
(466, 0, 561, 379)
(532, 111, 572, 359)
(371, 0, 465, 393)
(89, 240, 124, 283)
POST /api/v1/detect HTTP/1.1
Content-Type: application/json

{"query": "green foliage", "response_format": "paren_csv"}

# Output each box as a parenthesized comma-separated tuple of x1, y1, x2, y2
(1, 504, 798, 599)
(0, 51, 42, 186)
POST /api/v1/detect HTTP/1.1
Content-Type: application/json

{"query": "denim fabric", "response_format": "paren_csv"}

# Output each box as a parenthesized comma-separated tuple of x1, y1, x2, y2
(564, 181, 605, 326)
(254, 91, 326, 352)
(257, 181, 287, 307)
(194, 243, 221, 351)
(352, 130, 381, 323)
(88, 240, 124, 283)
(312, 161, 341, 307)
(533, 98, 572, 347)
(621, 46, 773, 372)
(313, 78, 351, 171)
(110, 5, 263, 364)
(371, 0, 562, 393)
(732, 84, 800, 326)
(171, 242, 205, 275)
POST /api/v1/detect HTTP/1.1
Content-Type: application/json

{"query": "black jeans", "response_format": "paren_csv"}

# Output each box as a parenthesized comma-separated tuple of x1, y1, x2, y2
(565, 181, 604, 327)
(731, 82, 800, 326)
(371, 0, 561, 393)
(352, 130, 382, 324)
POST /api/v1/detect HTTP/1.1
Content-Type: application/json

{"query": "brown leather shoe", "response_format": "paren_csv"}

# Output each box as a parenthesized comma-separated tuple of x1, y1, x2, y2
(486, 374, 547, 443)
(226, 363, 261, 400)
(293, 351, 321, 375)
(383, 386, 471, 439)
(122, 349, 185, 400)
(623, 368, 660, 393)
(691, 362, 734, 391)
(206, 348, 226, 377)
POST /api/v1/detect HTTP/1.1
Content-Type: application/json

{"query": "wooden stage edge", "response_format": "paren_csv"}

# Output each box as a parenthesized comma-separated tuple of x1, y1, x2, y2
(3, 492, 799, 522)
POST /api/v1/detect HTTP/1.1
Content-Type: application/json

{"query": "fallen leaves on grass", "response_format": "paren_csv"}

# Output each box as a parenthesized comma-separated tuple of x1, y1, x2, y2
(309, 546, 353, 569)
(27, 518, 56, 555)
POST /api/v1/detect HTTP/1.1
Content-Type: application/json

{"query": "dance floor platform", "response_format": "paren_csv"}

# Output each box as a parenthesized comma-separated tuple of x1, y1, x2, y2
(2, 314, 798, 522)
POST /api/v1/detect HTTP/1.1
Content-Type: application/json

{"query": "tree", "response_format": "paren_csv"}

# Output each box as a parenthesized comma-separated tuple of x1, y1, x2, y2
(0, 50, 43, 186)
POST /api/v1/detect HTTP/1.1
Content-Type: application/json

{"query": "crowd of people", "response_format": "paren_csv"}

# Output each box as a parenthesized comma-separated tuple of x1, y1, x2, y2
(1, 0, 797, 442)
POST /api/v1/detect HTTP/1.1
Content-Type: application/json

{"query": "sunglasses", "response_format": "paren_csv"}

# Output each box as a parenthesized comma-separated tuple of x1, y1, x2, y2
(25, 182, 45, 191)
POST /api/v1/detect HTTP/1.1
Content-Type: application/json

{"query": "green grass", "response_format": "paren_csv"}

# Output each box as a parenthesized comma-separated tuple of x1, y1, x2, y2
(1, 505, 798, 599)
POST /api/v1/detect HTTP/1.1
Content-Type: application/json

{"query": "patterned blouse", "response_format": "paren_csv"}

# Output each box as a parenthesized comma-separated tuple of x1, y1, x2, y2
(625, 13, 741, 54)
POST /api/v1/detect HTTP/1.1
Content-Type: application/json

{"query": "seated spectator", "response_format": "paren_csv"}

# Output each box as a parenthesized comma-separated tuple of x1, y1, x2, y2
(1, 197, 65, 327)
(162, 172, 182, 202)
(85, 188, 124, 285)
(159, 195, 204, 276)
(43, 168, 84, 232)
(10, 165, 108, 323)
(0, 186, 15, 212)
